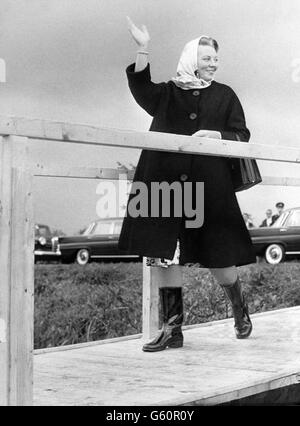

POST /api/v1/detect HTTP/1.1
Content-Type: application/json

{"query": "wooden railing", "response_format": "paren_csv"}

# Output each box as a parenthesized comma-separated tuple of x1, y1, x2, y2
(1, 115, 300, 405)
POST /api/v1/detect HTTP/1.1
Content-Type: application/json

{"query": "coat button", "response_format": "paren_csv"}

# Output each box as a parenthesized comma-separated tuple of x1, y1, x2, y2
(180, 174, 188, 182)
(189, 113, 197, 120)
(192, 90, 200, 96)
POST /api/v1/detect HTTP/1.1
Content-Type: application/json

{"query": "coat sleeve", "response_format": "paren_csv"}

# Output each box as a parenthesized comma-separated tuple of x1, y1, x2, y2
(220, 90, 250, 142)
(126, 63, 165, 117)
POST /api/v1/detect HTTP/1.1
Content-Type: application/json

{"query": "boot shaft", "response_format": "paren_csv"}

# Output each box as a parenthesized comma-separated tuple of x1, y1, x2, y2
(221, 277, 245, 309)
(221, 278, 252, 339)
(159, 287, 183, 324)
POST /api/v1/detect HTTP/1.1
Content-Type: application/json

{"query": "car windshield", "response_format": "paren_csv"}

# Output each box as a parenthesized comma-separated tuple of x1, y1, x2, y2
(82, 223, 94, 236)
(35, 225, 51, 238)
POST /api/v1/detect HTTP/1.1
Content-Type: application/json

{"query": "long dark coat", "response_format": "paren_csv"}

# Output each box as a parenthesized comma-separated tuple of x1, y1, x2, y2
(118, 63, 256, 267)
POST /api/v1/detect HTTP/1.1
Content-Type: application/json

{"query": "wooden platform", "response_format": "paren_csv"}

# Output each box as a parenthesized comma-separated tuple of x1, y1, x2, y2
(34, 306, 300, 406)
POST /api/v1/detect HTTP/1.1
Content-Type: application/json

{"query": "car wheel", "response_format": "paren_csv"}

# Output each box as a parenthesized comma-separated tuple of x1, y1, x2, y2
(75, 248, 90, 266)
(264, 244, 285, 265)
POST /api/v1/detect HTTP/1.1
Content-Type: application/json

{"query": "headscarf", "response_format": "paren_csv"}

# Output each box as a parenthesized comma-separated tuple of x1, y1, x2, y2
(172, 36, 214, 90)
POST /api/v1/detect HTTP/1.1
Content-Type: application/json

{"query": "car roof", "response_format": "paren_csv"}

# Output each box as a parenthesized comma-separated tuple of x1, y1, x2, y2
(93, 217, 124, 222)
(283, 207, 300, 212)
(35, 223, 50, 228)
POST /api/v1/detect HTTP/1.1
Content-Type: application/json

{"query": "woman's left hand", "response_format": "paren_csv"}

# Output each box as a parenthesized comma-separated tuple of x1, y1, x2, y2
(192, 130, 222, 139)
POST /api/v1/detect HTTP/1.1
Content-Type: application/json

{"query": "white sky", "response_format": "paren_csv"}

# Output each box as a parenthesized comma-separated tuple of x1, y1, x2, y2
(1, 0, 300, 233)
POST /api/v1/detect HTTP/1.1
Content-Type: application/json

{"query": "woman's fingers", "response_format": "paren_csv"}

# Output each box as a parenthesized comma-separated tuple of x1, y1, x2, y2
(141, 24, 150, 38)
(192, 130, 221, 139)
(126, 16, 150, 46)
(193, 130, 207, 137)
(126, 16, 137, 34)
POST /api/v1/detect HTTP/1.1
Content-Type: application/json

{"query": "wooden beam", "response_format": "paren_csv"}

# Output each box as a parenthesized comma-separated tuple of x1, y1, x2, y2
(33, 166, 135, 180)
(31, 166, 300, 187)
(259, 176, 300, 187)
(9, 168, 34, 406)
(1, 115, 300, 163)
(142, 261, 183, 340)
(142, 258, 159, 340)
(0, 136, 34, 406)
(0, 137, 12, 406)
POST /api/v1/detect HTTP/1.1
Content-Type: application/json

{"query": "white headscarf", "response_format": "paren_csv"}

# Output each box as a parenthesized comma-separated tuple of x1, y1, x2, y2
(172, 36, 214, 90)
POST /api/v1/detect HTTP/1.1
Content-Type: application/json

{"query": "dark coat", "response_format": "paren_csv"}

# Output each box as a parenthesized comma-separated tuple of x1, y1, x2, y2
(260, 218, 272, 227)
(118, 63, 256, 267)
(272, 214, 280, 225)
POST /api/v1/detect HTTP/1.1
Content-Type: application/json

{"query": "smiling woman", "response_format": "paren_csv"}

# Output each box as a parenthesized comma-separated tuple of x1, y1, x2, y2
(119, 17, 256, 352)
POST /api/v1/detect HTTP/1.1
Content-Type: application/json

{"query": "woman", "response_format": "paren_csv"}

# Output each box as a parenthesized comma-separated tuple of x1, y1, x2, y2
(119, 17, 256, 352)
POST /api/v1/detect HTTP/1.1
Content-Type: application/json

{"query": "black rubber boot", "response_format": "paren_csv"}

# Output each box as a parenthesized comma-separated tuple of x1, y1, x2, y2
(142, 287, 184, 352)
(221, 277, 252, 339)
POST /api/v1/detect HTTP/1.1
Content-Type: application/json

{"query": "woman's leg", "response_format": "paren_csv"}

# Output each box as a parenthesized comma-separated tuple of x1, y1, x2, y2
(154, 264, 183, 287)
(209, 266, 252, 339)
(209, 265, 237, 286)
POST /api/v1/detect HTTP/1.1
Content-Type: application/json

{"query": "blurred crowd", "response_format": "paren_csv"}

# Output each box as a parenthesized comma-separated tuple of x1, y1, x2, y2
(243, 202, 285, 229)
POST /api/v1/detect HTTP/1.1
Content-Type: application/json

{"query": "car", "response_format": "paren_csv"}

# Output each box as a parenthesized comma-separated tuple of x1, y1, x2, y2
(249, 207, 300, 264)
(34, 224, 61, 261)
(58, 217, 141, 265)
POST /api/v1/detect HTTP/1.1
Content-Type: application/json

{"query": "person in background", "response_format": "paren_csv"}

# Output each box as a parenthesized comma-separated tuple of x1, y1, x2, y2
(243, 213, 254, 229)
(272, 202, 285, 224)
(260, 209, 273, 227)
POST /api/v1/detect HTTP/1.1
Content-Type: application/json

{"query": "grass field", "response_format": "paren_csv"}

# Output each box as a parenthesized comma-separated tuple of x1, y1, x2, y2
(34, 261, 300, 349)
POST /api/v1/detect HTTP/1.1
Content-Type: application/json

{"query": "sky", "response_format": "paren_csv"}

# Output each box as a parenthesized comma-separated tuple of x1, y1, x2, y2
(1, 0, 300, 233)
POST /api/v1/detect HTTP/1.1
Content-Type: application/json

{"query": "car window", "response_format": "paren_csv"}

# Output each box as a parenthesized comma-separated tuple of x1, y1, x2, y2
(113, 221, 123, 235)
(91, 221, 113, 235)
(82, 223, 94, 235)
(285, 211, 300, 227)
(271, 211, 289, 227)
(35, 225, 51, 238)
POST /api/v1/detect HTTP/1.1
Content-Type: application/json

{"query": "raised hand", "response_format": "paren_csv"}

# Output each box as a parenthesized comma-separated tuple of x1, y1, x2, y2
(126, 16, 150, 48)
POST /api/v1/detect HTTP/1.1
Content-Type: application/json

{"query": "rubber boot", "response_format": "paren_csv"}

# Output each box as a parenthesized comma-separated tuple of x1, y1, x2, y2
(142, 287, 184, 352)
(221, 277, 252, 339)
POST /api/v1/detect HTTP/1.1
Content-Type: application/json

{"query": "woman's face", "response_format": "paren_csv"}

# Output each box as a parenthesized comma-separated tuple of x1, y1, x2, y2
(197, 45, 219, 82)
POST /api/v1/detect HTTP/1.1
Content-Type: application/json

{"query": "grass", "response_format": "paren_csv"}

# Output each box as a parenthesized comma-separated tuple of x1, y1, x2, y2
(34, 261, 300, 349)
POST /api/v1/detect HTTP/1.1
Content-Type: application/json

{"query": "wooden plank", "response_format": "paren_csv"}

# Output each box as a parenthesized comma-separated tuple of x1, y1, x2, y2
(142, 258, 159, 340)
(32, 166, 300, 187)
(33, 166, 135, 180)
(33, 306, 300, 406)
(0, 136, 34, 406)
(0, 136, 12, 406)
(9, 168, 34, 406)
(259, 176, 300, 186)
(142, 262, 183, 340)
(1, 115, 300, 163)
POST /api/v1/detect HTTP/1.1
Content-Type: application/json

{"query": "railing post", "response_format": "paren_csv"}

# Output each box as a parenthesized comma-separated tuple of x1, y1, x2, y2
(142, 258, 159, 340)
(142, 261, 183, 340)
(0, 136, 34, 406)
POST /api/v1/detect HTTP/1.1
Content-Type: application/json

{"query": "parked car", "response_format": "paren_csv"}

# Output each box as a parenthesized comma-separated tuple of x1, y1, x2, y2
(249, 207, 300, 264)
(58, 217, 141, 265)
(34, 224, 61, 261)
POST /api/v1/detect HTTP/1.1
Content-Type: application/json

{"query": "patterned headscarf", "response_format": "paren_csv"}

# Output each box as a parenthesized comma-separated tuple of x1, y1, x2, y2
(172, 36, 214, 90)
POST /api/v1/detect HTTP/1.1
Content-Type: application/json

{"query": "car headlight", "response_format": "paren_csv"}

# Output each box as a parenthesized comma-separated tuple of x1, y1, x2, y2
(39, 236, 47, 246)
